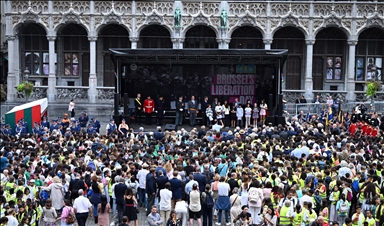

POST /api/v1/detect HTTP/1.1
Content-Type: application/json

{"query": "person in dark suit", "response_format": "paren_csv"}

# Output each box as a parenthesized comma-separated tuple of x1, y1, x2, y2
(114, 176, 127, 224)
(175, 96, 184, 126)
(146, 168, 157, 216)
(188, 95, 199, 126)
(193, 168, 207, 193)
(227, 172, 240, 196)
(201, 96, 209, 126)
(69, 173, 86, 202)
(154, 127, 165, 141)
(156, 171, 168, 202)
(169, 171, 183, 210)
(155, 95, 165, 126)
(134, 93, 142, 124)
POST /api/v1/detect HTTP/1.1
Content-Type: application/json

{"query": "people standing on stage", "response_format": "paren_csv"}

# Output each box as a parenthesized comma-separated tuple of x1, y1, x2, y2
(260, 99, 268, 125)
(201, 96, 209, 126)
(175, 96, 184, 126)
(215, 101, 224, 127)
(134, 93, 143, 124)
(206, 104, 214, 127)
(156, 95, 165, 126)
(144, 95, 155, 125)
(68, 99, 75, 120)
(188, 96, 198, 126)
(252, 102, 259, 128)
(223, 100, 230, 127)
(245, 103, 252, 129)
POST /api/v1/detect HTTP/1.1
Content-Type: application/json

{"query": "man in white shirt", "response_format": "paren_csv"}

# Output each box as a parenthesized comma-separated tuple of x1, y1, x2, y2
(299, 189, 314, 208)
(159, 182, 172, 225)
(277, 191, 296, 213)
(5, 209, 18, 226)
(73, 189, 93, 226)
(137, 163, 149, 207)
(185, 174, 197, 196)
(216, 176, 231, 225)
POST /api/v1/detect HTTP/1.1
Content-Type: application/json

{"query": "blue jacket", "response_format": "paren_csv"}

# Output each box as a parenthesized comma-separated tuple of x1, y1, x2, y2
(146, 173, 157, 194)
(169, 177, 183, 199)
(193, 173, 207, 192)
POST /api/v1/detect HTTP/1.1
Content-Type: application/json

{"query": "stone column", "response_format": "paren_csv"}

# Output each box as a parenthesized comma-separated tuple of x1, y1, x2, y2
(217, 38, 230, 49)
(304, 39, 315, 100)
(346, 40, 357, 101)
(47, 35, 56, 102)
(263, 38, 272, 50)
(88, 36, 97, 103)
(171, 38, 184, 49)
(130, 37, 139, 49)
(6, 35, 16, 102)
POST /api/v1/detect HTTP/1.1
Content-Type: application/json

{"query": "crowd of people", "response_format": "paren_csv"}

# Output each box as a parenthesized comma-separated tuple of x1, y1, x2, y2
(0, 95, 384, 226)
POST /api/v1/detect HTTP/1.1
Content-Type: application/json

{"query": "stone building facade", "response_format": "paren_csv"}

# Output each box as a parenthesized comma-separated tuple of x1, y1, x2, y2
(2, 0, 384, 104)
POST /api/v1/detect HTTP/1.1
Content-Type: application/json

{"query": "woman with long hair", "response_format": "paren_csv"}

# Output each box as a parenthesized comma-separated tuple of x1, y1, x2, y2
(241, 174, 250, 206)
(361, 182, 378, 215)
(124, 188, 138, 226)
(90, 175, 103, 224)
(264, 206, 277, 226)
(223, 100, 230, 127)
(166, 210, 181, 226)
(97, 195, 111, 226)
(42, 199, 57, 226)
(230, 187, 242, 226)
(59, 199, 75, 226)
(252, 102, 259, 128)
(259, 99, 268, 125)
(336, 193, 350, 226)
(244, 103, 252, 129)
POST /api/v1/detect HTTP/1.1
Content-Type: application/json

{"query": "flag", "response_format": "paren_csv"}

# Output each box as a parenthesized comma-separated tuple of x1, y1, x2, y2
(328, 108, 333, 120)
(338, 110, 344, 124)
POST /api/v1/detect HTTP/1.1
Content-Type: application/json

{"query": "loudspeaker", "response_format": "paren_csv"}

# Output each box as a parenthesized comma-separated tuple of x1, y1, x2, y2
(266, 116, 275, 126)
(164, 124, 177, 131)
(275, 116, 286, 127)
(268, 94, 273, 112)
(277, 94, 283, 116)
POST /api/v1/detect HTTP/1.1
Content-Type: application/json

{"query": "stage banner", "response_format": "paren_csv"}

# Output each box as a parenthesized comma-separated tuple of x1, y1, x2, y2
(211, 73, 256, 104)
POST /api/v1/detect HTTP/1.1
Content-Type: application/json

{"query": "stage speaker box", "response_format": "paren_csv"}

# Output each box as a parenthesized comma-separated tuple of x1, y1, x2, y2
(266, 116, 275, 126)
(275, 116, 286, 127)
(164, 124, 177, 131)
(268, 94, 273, 113)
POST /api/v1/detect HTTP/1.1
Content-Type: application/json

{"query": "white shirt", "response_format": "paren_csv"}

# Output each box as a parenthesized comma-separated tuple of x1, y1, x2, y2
(217, 182, 230, 196)
(6, 215, 19, 226)
(299, 194, 314, 208)
(159, 189, 172, 211)
(73, 196, 92, 213)
(137, 169, 149, 189)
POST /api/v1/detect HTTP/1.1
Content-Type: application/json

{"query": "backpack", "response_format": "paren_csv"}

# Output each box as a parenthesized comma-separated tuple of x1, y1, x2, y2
(203, 192, 214, 208)
(282, 182, 291, 195)
(87, 160, 96, 171)
(248, 187, 261, 204)
(39, 190, 49, 201)
(352, 179, 359, 193)
(339, 202, 348, 213)
(346, 190, 353, 202)
(66, 207, 76, 224)
(84, 174, 92, 187)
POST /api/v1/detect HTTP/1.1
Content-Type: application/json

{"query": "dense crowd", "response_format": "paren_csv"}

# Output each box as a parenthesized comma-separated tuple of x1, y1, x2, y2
(0, 97, 384, 226)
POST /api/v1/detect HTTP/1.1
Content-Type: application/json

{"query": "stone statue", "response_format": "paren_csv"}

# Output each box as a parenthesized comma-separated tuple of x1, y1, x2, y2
(220, 9, 227, 28)
(174, 8, 181, 28)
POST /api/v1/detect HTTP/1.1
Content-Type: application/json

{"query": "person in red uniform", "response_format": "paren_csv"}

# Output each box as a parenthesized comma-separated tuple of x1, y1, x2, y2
(143, 95, 155, 125)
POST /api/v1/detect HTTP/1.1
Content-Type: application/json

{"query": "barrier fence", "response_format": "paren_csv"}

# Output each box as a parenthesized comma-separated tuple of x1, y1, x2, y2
(284, 102, 384, 116)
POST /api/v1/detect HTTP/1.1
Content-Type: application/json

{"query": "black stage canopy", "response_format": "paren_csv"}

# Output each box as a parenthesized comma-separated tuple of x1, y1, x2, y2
(109, 48, 288, 125)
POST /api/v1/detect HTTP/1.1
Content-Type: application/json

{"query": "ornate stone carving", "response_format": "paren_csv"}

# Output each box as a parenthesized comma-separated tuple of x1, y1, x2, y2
(248, 3, 267, 16)
(365, 13, 384, 28)
(321, 13, 343, 29)
(52, 15, 62, 28)
(16, 87, 48, 100)
(191, 11, 211, 26)
(305, 39, 316, 45)
(355, 19, 366, 32)
(237, 12, 257, 27)
(313, 4, 333, 17)
(94, 16, 103, 28)
(280, 12, 300, 27)
(334, 4, 353, 17)
(40, 15, 49, 27)
(144, 11, 165, 25)
(129, 37, 139, 42)
(210, 18, 220, 29)
(114, 1, 132, 14)
(56, 88, 88, 100)
(136, 1, 154, 14)
(53, 1, 71, 13)
(20, 8, 40, 24)
(31, 1, 49, 13)
(136, 17, 146, 28)
(182, 17, 192, 30)
(270, 4, 290, 16)
(72, 1, 90, 14)
(183, 3, 200, 15)
(263, 39, 273, 45)
(356, 4, 376, 17)
(299, 19, 309, 29)
(257, 18, 267, 32)
(88, 36, 98, 42)
(102, 8, 124, 25)
(202, 3, 220, 15)
(378, 5, 384, 17)
(97, 88, 114, 101)
(228, 3, 247, 16)
(312, 19, 324, 33)
(342, 19, 352, 32)
(122, 17, 133, 28)
(282, 91, 304, 103)
(156, 2, 174, 15)
(5, 35, 16, 41)
(355, 93, 366, 102)
(270, 19, 280, 32)
(46, 35, 56, 41)
(94, 1, 112, 14)
(12, 14, 22, 26)
(291, 4, 310, 16)
(61, 9, 82, 24)
(347, 40, 358, 46)
(163, 16, 174, 27)
(11, 1, 30, 12)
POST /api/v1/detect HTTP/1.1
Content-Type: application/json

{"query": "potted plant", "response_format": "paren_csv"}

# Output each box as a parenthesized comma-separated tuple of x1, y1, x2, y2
(366, 80, 381, 104)
(16, 82, 34, 102)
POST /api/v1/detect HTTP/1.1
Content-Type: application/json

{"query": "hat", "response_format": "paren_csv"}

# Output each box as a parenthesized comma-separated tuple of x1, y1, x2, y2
(5, 124, 9, 127)
(34, 122, 39, 124)
(29, 179, 35, 183)
(43, 115, 47, 118)
(91, 117, 95, 120)
(81, 111, 85, 114)
(239, 129, 245, 135)
(122, 118, 126, 122)
(139, 129, 143, 132)
(110, 118, 114, 121)
(66, 128, 70, 130)
(142, 163, 149, 168)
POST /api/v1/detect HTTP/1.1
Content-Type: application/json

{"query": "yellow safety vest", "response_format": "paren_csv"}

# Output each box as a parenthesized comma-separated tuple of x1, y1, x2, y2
(292, 211, 303, 226)
(279, 206, 291, 225)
